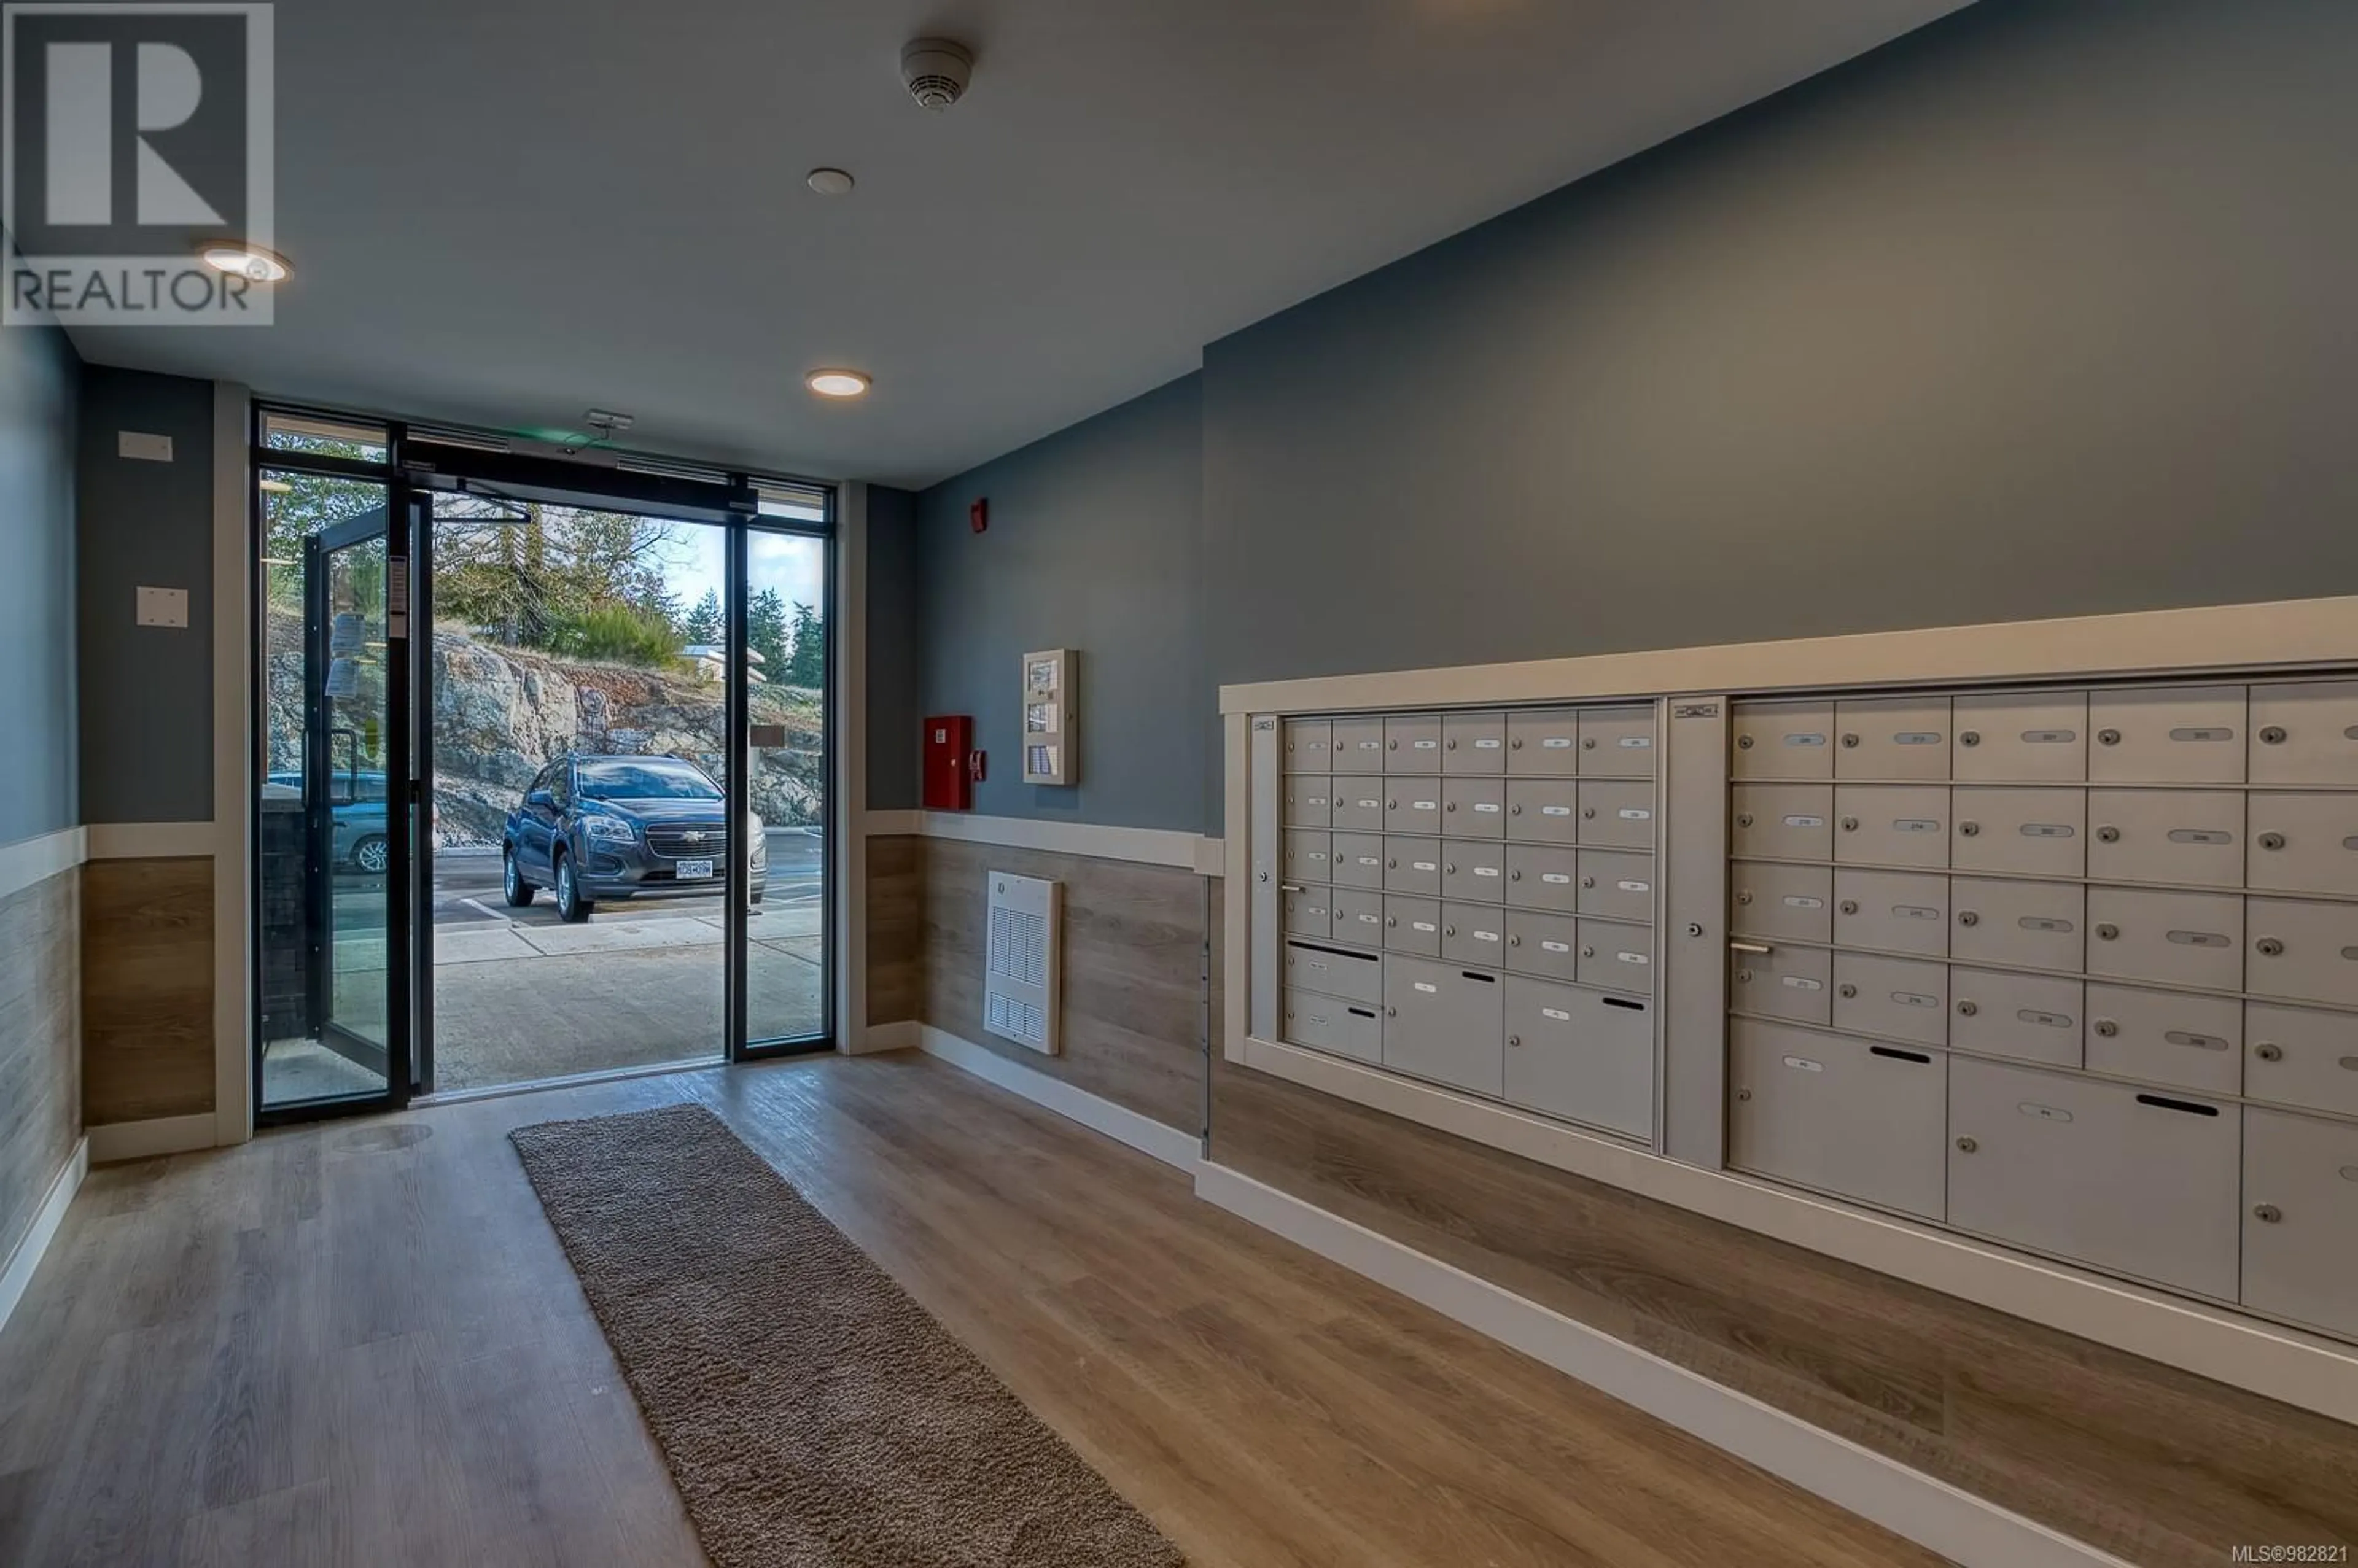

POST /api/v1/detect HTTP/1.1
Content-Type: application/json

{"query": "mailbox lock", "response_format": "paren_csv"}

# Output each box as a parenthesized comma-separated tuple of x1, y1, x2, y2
(1736, 890, 1753, 905)
(2257, 937, 2286, 957)
(1444, 924, 1458, 937)
(1840, 733, 1861, 749)
(2098, 728, 2122, 746)
(1958, 731, 1981, 747)
(1584, 806, 1599, 820)
(1957, 910, 1980, 927)
(1258, 871, 1270, 884)
(1508, 1034, 1523, 1049)
(1686, 922, 1706, 937)
(1737, 734, 1755, 750)
(2260, 726, 2288, 745)
(1446, 738, 1458, 751)
(1735, 1087, 1753, 1101)
(1837, 983, 1858, 998)
(1839, 899, 1859, 915)
(1509, 934, 1522, 947)
(1582, 736, 1598, 750)
(1387, 857, 1399, 869)
(2096, 923, 2120, 941)
(1956, 999, 1979, 1016)
(1446, 863, 1458, 874)
(1955, 1136, 1979, 1154)
(1388, 739, 1399, 750)
(2096, 825, 2120, 843)
(2259, 833, 2287, 851)
(2254, 1204, 2282, 1224)
(1840, 817, 1861, 832)
(1958, 820, 1981, 837)
(1388, 798, 1400, 810)
(2095, 1019, 2120, 1038)
(2255, 1042, 2284, 1062)
(1511, 803, 1523, 815)
(1581, 945, 1598, 959)
(1583, 875, 1599, 889)
(1736, 968, 1755, 983)
(1385, 1006, 1398, 1018)
(1385, 916, 1399, 928)
(1446, 801, 1458, 813)
(1736, 812, 1755, 828)
(1510, 737, 1523, 750)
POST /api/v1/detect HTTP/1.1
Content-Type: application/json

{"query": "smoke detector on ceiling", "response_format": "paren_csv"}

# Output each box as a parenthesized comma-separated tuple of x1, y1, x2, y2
(900, 37, 972, 110)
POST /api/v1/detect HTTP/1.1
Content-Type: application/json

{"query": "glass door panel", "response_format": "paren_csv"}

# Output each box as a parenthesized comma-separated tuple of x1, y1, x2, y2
(744, 527, 830, 1047)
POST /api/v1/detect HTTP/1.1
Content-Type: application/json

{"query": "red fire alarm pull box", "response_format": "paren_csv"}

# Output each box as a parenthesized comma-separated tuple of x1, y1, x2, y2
(923, 715, 975, 810)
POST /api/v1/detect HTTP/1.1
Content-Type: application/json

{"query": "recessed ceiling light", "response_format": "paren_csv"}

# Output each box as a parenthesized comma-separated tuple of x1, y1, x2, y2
(199, 243, 291, 282)
(806, 369, 871, 398)
(806, 168, 854, 196)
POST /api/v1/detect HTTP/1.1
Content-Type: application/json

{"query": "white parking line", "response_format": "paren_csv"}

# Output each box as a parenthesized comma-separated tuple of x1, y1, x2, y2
(460, 897, 510, 921)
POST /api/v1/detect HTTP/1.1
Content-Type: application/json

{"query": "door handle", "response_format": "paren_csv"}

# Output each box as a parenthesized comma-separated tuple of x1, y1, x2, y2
(1729, 940, 1774, 955)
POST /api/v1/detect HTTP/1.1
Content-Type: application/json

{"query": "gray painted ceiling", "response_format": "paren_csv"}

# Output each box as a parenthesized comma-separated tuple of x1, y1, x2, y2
(69, 0, 1969, 487)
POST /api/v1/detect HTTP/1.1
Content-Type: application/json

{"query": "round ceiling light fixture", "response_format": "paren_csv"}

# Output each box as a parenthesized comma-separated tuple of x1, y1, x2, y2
(806, 369, 871, 398)
(198, 242, 292, 282)
(807, 168, 855, 196)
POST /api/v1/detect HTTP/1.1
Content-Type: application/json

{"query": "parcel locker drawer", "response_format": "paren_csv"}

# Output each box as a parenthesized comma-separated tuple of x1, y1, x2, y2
(1333, 777, 1387, 832)
(1282, 718, 1334, 772)
(2087, 790, 2245, 889)
(1732, 942, 1831, 1027)
(1950, 969, 2084, 1069)
(1382, 956, 1505, 1097)
(1577, 848, 1655, 922)
(1283, 777, 1334, 827)
(1506, 708, 1581, 775)
(1836, 785, 1951, 869)
(1579, 780, 1656, 849)
(2242, 1107, 2358, 1340)
(1504, 777, 1581, 844)
(1282, 829, 1333, 885)
(1505, 979, 1653, 1138)
(1729, 1020, 1945, 1220)
(1383, 780, 1443, 836)
(1444, 775, 1508, 839)
(1733, 701, 1834, 780)
(1951, 788, 2087, 878)
(1282, 990, 1382, 1064)
(1383, 839, 1444, 896)
(1283, 939, 1382, 1006)
(1441, 839, 1509, 904)
(1733, 784, 1832, 861)
(1383, 713, 1443, 773)
(2244, 1002, 2358, 1119)
(2089, 686, 2246, 784)
(1836, 697, 1952, 780)
(1578, 707, 1656, 777)
(1948, 1057, 2239, 1300)
(1331, 832, 1386, 890)
(1330, 887, 1387, 947)
(1733, 861, 1831, 944)
(2249, 680, 2358, 786)
(1834, 952, 1948, 1047)
(1578, 919, 1655, 993)
(1502, 907, 1581, 982)
(1950, 877, 2086, 972)
(1283, 887, 1334, 940)
(1441, 903, 1509, 967)
(1443, 711, 1509, 774)
(2084, 984, 2241, 1096)
(1330, 717, 1386, 771)
(1383, 895, 1443, 957)
(2086, 887, 2243, 992)
(2246, 793, 2358, 896)
(1833, 868, 1949, 957)
(2246, 898, 2358, 1009)
(1953, 691, 2088, 783)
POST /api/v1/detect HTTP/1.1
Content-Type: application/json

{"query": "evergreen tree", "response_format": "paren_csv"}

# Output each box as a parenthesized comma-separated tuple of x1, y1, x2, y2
(682, 589, 722, 645)
(785, 602, 825, 688)
(747, 588, 790, 680)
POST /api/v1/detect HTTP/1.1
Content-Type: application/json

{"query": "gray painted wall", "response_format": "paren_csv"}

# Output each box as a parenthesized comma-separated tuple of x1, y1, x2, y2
(865, 483, 920, 811)
(78, 367, 216, 826)
(0, 325, 80, 844)
(913, 374, 1203, 831)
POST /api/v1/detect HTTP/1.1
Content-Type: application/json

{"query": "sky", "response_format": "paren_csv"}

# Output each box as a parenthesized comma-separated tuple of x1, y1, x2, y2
(647, 517, 827, 623)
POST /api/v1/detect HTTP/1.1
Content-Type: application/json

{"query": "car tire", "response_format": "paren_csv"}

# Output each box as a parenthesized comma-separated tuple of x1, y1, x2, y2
(351, 834, 389, 875)
(502, 846, 535, 907)
(554, 853, 593, 923)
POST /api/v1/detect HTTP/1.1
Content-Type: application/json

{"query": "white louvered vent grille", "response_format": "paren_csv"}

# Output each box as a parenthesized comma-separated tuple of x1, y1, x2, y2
(984, 871, 1061, 1055)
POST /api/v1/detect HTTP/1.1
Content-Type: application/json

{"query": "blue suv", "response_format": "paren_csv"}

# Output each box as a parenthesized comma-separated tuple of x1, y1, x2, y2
(502, 753, 767, 923)
(267, 769, 390, 874)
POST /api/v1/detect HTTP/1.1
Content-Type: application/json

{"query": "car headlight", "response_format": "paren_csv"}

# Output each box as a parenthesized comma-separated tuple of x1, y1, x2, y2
(748, 813, 767, 869)
(584, 815, 636, 842)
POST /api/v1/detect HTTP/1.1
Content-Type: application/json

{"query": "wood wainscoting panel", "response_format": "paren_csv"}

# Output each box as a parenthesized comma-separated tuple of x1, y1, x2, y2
(866, 834, 922, 1027)
(1208, 1054, 2358, 1567)
(918, 838, 1206, 1134)
(0, 867, 80, 1260)
(80, 856, 215, 1127)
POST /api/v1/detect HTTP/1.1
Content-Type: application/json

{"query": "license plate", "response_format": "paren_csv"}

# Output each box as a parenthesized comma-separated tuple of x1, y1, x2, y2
(674, 857, 715, 881)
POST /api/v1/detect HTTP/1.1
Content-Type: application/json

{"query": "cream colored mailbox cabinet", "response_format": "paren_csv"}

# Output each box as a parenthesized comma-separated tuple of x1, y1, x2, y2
(1229, 600, 2358, 1372)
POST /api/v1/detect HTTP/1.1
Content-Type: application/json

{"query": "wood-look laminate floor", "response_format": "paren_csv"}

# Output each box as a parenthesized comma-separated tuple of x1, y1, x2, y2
(0, 1054, 1946, 1567)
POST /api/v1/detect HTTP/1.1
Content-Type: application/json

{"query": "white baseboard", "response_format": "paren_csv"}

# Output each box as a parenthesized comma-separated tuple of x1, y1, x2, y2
(0, 826, 86, 902)
(0, 1138, 87, 1338)
(1196, 1162, 2131, 1568)
(854, 1019, 922, 1056)
(916, 1024, 1202, 1172)
(87, 1113, 218, 1164)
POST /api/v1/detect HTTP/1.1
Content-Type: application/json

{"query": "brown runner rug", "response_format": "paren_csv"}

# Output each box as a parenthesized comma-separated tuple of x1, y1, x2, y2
(510, 1102, 1185, 1568)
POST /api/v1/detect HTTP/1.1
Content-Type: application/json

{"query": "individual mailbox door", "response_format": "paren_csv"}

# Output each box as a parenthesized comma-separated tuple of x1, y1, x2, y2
(1504, 777, 1581, 844)
(1948, 1057, 2239, 1300)
(1382, 956, 1505, 1097)
(1835, 785, 1951, 869)
(1952, 787, 2087, 877)
(1282, 829, 1333, 885)
(1579, 707, 1656, 777)
(1282, 990, 1382, 1063)
(1577, 848, 1656, 922)
(1444, 775, 1508, 839)
(1506, 709, 1582, 775)
(1950, 877, 2085, 972)
(1503, 907, 1581, 982)
(1950, 969, 2084, 1069)
(1283, 939, 1382, 1006)
(1579, 779, 1656, 849)
(1331, 832, 1386, 890)
(1329, 887, 1387, 947)
(2087, 790, 2245, 888)
(1383, 713, 1444, 774)
(1729, 1019, 1945, 1219)
(1833, 868, 1950, 957)
(1732, 941, 1831, 1027)
(2087, 887, 2243, 992)
(1383, 781, 1442, 837)
(1733, 701, 1834, 780)
(1282, 718, 1334, 772)
(1330, 717, 1387, 772)
(1579, 919, 1655, 992)
(2244, 1001, 2358, 1119)
(2249, 680, 2358, 786)
(2084, 984, 2241, 1096)
(1333, 777, 1387, 833)
(1383, 895, 1443, 958)
(2246, 793, 2358, 897)
(1441, 903, 1509, 967)
(1953, 691, 2088, 782)
(1733, 784, 1832, 861)
(1383, 839, 1444, 896)
(1283, 776, 1333, 828)
(2089, 686, 2246, 784)
(1443, 712, 1509, 774)
(1834, 952, 1948, 1046)
(1283, 887, 1333, 940)
(1441, 839, 1509, 904)
(1503, 842, 1580, 912)
(2246, 897, 2358, 1009)
(1837, 697, 1952, 780)
(1506, 978, 1652, 1138)
(1733, 861, 1832, 944)
(2242, 1106, 2358, 1341)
